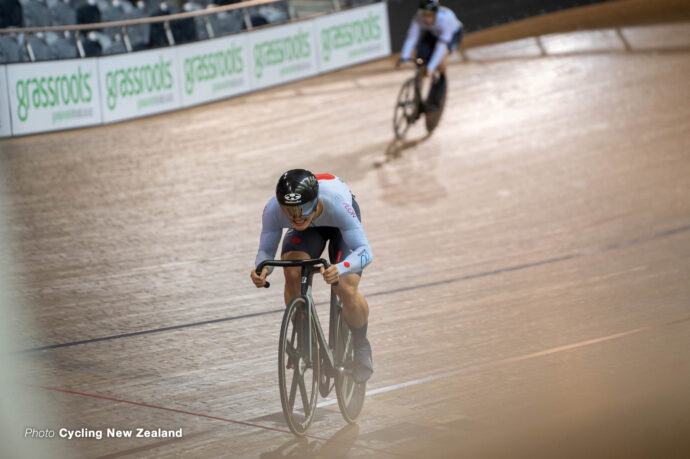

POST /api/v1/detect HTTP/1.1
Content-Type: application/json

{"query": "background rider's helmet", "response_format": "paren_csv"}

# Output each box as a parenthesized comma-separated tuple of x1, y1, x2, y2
(419, 0, 440, 12)
(276, 169, 319, 216)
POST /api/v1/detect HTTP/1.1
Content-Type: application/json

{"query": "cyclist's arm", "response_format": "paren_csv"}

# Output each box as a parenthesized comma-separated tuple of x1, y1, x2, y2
(332, 203, 373, 276)
(400, 20, 420, 62)
(254, 200, 284, 274)
(339, 228, 373, 276)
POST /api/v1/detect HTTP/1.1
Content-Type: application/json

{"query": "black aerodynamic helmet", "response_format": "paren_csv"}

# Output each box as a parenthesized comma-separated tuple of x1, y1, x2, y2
(276, 169, 319, 215)
(419, 0, 440, 12)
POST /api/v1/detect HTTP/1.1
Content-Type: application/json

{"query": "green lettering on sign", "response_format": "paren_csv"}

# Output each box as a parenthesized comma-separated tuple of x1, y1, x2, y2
(321, 12, 382, 62)
(253, 30, 311, 79)
(104, 55, 174, 111)
(183, 44, 244, 95)
(15, 67, 93, 123)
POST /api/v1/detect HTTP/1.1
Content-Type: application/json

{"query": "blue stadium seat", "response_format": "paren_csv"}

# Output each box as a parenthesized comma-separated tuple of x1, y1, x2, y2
(23, 0, 52, 27)
(50, 0, 77, 26)
(0, 35, 23, 63)
(27, 32, 54, 61)
(45, 31, 79, 58)
(123, 2, 150, 49)
(100, 0, 127, 39)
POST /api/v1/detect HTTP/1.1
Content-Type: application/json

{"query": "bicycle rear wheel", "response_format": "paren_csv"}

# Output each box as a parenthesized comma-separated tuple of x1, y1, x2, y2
(279, 296, 320, 436)
(425, 75, 447, 134)
(393, 78, 417, 139)
(334, 304, 366, 423)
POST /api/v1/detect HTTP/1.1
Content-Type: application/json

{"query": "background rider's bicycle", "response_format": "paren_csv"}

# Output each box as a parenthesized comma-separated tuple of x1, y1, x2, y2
(256, 258, 366, 436)
(393, 57, 447, 139)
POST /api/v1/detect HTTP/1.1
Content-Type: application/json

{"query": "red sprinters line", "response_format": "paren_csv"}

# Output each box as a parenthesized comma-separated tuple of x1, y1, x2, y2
(31, 385, 411, 457)
(32, 385, 292, 433)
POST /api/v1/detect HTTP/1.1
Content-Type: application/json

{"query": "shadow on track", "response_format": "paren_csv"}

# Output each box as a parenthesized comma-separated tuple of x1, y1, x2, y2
(259, 424, 360, 458)
(375, 135, 432, 167)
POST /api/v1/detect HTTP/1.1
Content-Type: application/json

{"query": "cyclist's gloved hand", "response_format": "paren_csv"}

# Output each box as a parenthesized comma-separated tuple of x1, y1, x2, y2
(320, 265, 340, 285)
(251, 266, 269, 288)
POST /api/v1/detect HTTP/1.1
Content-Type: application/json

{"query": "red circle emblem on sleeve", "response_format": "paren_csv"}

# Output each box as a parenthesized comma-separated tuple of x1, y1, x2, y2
(344, 262, 351, 268)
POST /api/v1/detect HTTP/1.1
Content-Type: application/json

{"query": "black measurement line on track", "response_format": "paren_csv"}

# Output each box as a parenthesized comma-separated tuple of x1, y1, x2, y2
(15, 308, 284, 353)
(15, 224, 690, 354)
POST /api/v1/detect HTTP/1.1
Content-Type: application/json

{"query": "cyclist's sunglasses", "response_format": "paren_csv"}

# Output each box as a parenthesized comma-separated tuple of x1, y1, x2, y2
(283, 198, 318, 217)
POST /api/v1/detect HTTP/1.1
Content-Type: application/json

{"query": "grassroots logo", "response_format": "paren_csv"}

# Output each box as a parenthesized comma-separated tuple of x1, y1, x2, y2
(321, 12, 382, 62)
(105, 55, 174, 111)
(15, 67, 93, 122)
(253, 30, 311, 79)
(183, 44, 244, 95)
(284, 193, 301, 203)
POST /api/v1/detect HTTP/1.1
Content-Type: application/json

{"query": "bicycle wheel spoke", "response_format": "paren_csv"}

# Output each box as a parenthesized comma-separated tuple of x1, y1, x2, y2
(289, 322, 297, 346)
(288, 367, 299, 411)
(394, 78, 418, 138)
(298, 376, 310, 415)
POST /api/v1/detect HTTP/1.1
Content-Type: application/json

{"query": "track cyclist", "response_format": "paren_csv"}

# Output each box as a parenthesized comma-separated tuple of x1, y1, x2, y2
(396, 0, 464, 110)
(251, 170, 374, 383)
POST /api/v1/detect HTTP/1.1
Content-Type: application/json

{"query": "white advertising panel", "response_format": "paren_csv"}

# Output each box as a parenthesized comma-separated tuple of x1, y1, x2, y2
(98, 48, 181, 123)
(6, 59, 102, 136)
(177, 34, 252, 108)
(249, 20, 319, 90)
(316, 2, 391, 73)
(0, 66, 11, 137)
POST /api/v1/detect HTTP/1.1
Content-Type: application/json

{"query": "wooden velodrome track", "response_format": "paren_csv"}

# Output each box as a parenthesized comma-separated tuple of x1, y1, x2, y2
(1, 1, 689, 457)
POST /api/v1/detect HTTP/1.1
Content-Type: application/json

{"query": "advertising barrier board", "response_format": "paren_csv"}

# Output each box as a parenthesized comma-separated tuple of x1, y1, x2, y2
(177, 34, 252, 108)
(98, 48, 181, 124)
(6, 59, 102, 136)
(0, 3, 391, 136)
(249, 20, 319, 90)
(316, 2, 391, 73)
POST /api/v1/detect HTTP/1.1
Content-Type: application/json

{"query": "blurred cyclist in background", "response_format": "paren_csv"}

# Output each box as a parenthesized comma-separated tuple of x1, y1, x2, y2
(396, 0, 464, 109)
(251, 170, 374, 383)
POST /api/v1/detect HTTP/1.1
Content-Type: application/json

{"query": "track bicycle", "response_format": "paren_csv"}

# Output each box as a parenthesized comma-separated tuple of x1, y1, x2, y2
(256, 258, 366, 436)
(393, 57, 447, 139)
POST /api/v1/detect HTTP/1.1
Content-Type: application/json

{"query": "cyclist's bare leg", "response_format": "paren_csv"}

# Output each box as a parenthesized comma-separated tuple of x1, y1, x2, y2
(436, 47, 450, 75)
(281, 251, 311, 370)
(426, 50, 450, 111)
(281, 250, 311, 306)
(333, 274, 369, 328)
(334, 274, 373, 382)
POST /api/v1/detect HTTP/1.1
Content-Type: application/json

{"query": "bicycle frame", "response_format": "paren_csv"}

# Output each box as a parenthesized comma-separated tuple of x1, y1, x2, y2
(256, 258, 341, 376)
(393, 56, 446, 139)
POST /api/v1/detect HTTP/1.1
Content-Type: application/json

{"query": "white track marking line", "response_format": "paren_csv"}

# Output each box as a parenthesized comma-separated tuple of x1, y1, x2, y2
(318, 318, 689, 408)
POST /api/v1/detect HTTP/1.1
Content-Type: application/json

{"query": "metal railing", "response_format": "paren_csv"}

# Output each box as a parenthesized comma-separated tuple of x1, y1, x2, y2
(0, 0, 363, 62)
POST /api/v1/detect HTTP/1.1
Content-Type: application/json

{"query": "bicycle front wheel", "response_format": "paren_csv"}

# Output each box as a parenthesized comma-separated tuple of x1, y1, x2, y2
(335, 309, 366, 423)
(393, 78, 417, 139)
(278, 296, 320, 436)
